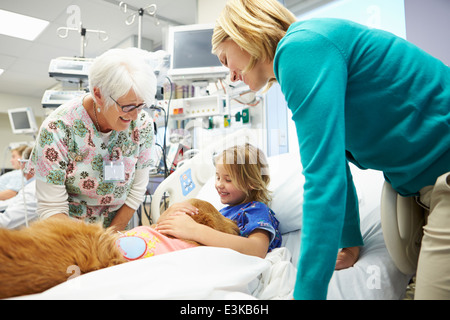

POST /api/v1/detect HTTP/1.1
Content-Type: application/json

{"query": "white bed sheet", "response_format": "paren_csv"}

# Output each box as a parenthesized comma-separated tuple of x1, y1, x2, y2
(17, 246, 281, 300)
(327, 206, 410, 300)
(15, 204, 410, 300)
(12, 150, 412, 300)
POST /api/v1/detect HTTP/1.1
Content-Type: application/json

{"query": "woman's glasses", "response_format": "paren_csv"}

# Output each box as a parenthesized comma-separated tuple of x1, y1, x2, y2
(110, 96, 147, 113)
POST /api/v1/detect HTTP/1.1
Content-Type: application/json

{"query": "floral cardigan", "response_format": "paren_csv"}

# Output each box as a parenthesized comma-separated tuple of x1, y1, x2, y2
(27, 97, 154, 227)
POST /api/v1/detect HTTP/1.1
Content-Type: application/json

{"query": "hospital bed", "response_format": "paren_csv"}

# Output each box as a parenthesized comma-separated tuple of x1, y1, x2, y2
(16, 129, 412, 300)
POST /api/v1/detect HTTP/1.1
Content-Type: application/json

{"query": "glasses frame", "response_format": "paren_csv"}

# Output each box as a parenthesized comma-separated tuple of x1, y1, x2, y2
(110, 96, 147, 113)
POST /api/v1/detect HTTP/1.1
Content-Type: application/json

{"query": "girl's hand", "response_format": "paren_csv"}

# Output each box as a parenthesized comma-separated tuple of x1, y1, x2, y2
(157, 201, 199, 223)
(156, 213, 200, 241)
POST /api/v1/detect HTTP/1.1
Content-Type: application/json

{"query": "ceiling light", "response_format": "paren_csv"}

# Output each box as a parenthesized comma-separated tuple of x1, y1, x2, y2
(0, 9, 49, 41)
(0, 69, 4, 76)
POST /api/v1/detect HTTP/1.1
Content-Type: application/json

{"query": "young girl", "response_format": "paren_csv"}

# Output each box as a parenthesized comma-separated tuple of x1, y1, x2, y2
(156, 143, 281, 258)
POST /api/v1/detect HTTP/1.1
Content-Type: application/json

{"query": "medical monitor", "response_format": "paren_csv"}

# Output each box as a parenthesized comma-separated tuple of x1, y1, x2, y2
(8, 107, 38, 135)
(41, 90, 86, 108)
(167, 24, 228, 80)
(48, 57, 92, 82)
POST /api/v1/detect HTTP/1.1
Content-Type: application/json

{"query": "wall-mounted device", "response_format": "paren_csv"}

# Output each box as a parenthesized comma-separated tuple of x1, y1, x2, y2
(48, 57, 93, 82)
(7, 107, 38, 135)
(167, 24, 228, 80)
(41, 90, 86, 108)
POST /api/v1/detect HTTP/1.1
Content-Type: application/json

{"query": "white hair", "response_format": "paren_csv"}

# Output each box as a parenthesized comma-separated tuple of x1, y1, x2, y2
(88, 47, 157, 108)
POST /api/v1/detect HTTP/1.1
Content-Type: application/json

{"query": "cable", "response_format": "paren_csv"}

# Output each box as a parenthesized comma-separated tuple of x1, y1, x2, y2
(162, 77, 173, 212)
(163, 76, 173, 178)
(149, 76, 173, 178)
(149, 107, 168, 177)
(18, 159, 29, 227)
(145, 76, 174, 221)
(143, 193, 152, 225)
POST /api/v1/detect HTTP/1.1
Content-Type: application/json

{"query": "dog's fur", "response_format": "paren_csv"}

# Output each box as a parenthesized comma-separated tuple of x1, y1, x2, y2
(183, 199, 240, 242)
(0, 198, 239, 299)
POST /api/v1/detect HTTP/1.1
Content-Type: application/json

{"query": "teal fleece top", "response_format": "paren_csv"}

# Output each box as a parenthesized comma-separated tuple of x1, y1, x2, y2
(273, 18, 450, 300)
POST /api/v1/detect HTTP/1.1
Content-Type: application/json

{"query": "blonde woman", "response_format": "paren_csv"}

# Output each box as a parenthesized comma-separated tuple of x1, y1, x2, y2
(157, 144, 281, 258)
(212, 0, 450, 300)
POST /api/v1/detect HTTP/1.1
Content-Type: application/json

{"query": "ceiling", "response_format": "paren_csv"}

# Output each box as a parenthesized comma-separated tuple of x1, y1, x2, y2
(0, 0, 197, 99)
(0, 0, 330, 100)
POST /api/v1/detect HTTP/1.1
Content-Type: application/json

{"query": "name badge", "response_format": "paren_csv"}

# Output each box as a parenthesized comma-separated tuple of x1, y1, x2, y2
(104, 160, 125, 182)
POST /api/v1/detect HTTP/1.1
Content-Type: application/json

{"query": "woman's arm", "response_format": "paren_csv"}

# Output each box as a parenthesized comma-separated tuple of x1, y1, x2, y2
(156, 213, 270, 258)
(35, 179, 69, 219)
(111, 167, 151, 231)
(124, 168, 150, 211)
(109, 203, 136, 231)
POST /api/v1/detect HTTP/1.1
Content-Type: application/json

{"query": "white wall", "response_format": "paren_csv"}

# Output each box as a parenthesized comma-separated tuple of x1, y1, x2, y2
(197, 0, 227, 24)
(404, 0, 450, 65)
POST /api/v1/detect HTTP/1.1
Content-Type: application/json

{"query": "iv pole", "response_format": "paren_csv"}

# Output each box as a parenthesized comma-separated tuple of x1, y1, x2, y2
(57, 23, 109, 58)
(56, 23, 108, 90)
(119, 2, 158, 49)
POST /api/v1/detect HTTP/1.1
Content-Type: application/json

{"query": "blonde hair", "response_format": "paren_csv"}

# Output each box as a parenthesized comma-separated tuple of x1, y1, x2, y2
(215, 143, 271, 205)
(212, 0, 296, 90)
(11, 145, 28, 156)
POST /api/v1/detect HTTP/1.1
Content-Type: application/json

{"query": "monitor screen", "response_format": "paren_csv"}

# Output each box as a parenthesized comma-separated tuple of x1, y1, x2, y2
(172, 29, 222, 69)
(10, 111, 31, 130)
(8, 108, 38, 135)
(168, 24, 228, 79)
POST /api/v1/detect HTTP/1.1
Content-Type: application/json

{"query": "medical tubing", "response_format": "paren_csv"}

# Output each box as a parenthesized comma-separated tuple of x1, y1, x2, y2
(20, 161, 28, 227)
(163, 76, 173, 178)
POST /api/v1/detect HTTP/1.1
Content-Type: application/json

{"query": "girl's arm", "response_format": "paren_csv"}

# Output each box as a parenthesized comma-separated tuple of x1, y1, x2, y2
(155, 213, 270, 258)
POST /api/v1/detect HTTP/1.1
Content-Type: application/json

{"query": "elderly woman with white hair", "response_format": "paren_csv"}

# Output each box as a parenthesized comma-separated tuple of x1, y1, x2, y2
(27, 48, 157, 230)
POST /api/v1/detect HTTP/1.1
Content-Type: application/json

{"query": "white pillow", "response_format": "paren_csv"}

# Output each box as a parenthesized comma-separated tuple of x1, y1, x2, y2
(267, 153, 385, 234)
(196, 177, 224, 211)
(196, 151, 385, 236)
(267, 153, 305, 234)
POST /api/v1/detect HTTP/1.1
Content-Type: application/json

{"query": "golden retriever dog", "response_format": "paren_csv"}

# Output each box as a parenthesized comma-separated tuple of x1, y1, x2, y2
(0, 198, 239, 299)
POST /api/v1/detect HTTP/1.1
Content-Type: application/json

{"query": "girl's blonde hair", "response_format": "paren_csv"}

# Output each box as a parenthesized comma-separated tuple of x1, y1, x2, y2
(212, 0, 296, 90)
(215, 143, 271, 205)
(11, 145, 28, 156)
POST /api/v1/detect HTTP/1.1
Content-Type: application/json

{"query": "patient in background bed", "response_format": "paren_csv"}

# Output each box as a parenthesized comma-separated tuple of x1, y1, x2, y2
(0, 147, 37, 229)
(157, 143, 281, 258)
(0, 145, 29, 201)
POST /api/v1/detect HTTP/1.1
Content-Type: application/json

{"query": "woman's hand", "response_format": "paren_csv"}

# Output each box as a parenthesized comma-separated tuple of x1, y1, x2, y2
(157, 201, 199, 224)
(335, 246, 360, 270)
(156, 212, 200, 241)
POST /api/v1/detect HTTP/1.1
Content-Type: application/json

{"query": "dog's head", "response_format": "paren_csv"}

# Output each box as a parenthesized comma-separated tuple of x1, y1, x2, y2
(186, 198, 240, 236)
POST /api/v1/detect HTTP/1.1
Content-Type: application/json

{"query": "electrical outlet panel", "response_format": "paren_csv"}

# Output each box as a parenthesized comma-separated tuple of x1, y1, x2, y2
(156, 95, 224, 119)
